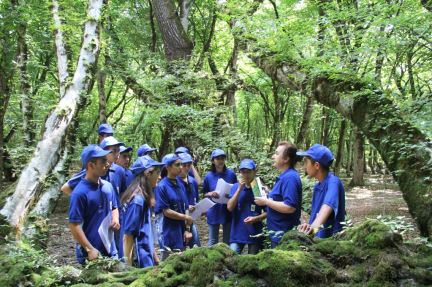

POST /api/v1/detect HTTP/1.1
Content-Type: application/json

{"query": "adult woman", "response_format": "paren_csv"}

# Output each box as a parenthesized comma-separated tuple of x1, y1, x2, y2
(254, 142, 302, 248)
(202, 148, 238, 246)
(120, 155, 164, 268)
(155, 154, 193, 261)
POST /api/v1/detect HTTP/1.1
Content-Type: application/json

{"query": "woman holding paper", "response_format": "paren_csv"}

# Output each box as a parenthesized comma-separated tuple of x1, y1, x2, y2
(254, 142, 302, 248)
(121, 155, 164, 268)
(177, 153, 201, 248)
(227, 159, 267, 255)
(202, 148, 238, 246)
(155, 154, 193, 261)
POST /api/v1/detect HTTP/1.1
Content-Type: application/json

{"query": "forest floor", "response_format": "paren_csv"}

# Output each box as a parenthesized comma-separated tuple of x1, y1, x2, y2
(29, 172, 419, 268)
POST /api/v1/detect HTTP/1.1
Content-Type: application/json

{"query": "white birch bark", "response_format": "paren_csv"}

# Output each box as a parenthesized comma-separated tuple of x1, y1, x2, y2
(0, 0, 104, 235)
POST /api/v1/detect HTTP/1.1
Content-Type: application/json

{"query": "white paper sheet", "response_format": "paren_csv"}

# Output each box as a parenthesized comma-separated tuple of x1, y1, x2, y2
(211, 178, 233, 204)
(190, 198, 217, 220)
(98, 213, 114, 254)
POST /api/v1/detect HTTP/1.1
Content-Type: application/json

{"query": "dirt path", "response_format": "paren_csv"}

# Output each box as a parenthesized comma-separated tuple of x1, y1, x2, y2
(45, 172, 420, 267)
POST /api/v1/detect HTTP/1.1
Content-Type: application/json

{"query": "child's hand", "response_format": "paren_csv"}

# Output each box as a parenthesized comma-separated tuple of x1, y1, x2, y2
(189, 205, 195, 212)
(109, 219, 120, 231)
(298, 223, 313, 234)
(88, 248, 100, 261)
(244, 216, 257, 226)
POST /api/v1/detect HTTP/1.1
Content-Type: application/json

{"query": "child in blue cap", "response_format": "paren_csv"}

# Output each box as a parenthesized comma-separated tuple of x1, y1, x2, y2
(202, 148, 238, 246)
(297, 144, 346, 238)
(137, 144, 157, 158)
(177, 153, 201, 248)
(98, 123, 115, 143)
(227, 159, 267, 255)
(174, 146, 202, 185)
(69, 145, 120, 264)
(254, 142, 303, 248)
(120, 155, 164, 268)
(155, 154, 193, 261)
(117, 146, 134, 187)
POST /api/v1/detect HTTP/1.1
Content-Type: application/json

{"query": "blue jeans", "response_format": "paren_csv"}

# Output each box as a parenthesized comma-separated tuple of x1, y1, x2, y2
(188, 224, 201, 248)
(230, 242, 260, 255)
(208, 222, 231, 246)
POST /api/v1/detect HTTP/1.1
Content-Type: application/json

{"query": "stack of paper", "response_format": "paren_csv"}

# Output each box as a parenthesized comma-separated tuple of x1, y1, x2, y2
(212, 178, 233, 204)
(98, 213, 114, 253)
(190, 198, 217, 220)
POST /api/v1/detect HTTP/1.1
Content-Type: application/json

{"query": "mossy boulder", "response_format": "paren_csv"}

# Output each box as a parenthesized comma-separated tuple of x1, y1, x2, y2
(1, 220, 432, 286)
(21, 213, 49, 250)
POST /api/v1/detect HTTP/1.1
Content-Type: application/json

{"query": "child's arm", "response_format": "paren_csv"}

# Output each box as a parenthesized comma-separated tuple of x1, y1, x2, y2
(69, 222, 100, 260)
(254, 197, 296, 214)
(123, 234, 134, 266)
(110, 208, 120, 231)
(191, 165, 202, 185)
(299, 204, 333, 234)
(227, 181, 245, 211)
(61, 182, 72, 196)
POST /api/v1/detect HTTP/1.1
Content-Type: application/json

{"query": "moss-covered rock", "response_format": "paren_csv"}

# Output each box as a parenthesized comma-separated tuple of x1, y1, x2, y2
(21, 213, 49, 250)
(1, 220, 432, 287)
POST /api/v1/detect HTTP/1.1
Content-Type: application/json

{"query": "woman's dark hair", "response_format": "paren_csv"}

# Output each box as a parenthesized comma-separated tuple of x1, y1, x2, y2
(278, 141, 301, 167)
(160, 155, 179, 179)
(121, 166, 157, 207)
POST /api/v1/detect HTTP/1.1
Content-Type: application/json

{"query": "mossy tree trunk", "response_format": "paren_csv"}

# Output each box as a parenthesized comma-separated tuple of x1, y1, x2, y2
(334, 119, 346, 177)
(350, 127, 365, 186)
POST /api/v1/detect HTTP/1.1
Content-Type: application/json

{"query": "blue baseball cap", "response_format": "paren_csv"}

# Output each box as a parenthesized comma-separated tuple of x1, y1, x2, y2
(239, 159, 256, 170)
(211, 148, 227, 160)
(98, 123, 115, 135)
(137, 144, 157, 156)
(81, 144, 112, 165)
(296, 144, 334, 167)
(130, 155, 164, 175)
(120, 146, 133, 154)
(175, 146, 189, 154)
(178, 153, 194, 163)
(162, 153, 181, 167)
(100, 136, 125, 149)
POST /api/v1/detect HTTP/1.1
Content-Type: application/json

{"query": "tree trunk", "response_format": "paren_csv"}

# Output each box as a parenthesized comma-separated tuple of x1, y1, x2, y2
(0, 0, 104, 238)
(334, 119, 346, 177)
(97, 62, 107, 124)
(368, 146, 375, 175)
(296, 93, 314, 150)
(349, 127, 365, 186)
(151, 0, 193, 62)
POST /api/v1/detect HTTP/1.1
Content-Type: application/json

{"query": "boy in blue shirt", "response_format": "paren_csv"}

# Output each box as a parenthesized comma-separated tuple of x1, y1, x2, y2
(297, 144, 346, 238)
(117, 146, 134, 187)
(69, 145, 120, 263)
(137, 144, 157, 158)
(227, 159, 267, 255)
(175, 146, 202, 185)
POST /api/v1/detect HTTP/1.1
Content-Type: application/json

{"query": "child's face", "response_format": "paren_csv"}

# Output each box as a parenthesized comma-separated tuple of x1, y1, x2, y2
(180, 162, 192, 177)
(116, 152, 130, 168)
(239, 168, 257, 184)
(91, 156, 110, 177)
(146, 169, 160, 188)
(167, 159, 182, 177)
(303, 157, 318, 178)
(212, 156, 226, 169)
(106, 145, 120, 163)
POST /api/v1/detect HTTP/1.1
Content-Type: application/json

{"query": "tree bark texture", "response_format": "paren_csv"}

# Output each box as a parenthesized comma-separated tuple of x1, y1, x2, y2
(350, 127, 365, 186)
(334, 119, 346, 177)
(97, 63, 107, 124)
(296, 93, 314, 150)
(0, 0, 104, 237)
(245, 41, 432, 238)
(151, 0, 194, 61)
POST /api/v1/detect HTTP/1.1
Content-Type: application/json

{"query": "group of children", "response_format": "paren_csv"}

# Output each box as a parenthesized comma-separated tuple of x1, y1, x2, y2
(65, 123, 346, 267)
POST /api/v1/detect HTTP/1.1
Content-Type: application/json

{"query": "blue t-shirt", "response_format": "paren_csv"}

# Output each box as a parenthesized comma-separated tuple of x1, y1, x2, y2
(229, 183, 266, 245)
(155, 177, 189, 250)
(267, 167, 302, 242)
(120, 194, 154, 268)
(178, 175, 199, 206)
(202, 169, 238, 225)
(68, 178, 118, 263)
(124, 168, 134, 188)
(309, 173, 345, 238)
(67, 170, 87, 190)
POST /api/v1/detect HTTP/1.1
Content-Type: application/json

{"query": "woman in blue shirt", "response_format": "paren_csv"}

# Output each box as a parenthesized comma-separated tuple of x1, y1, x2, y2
(255, 141, 302, 248)
(120, 155, 164, 268)
(155, 154, 193, 261)
(202, 148, 238, 246)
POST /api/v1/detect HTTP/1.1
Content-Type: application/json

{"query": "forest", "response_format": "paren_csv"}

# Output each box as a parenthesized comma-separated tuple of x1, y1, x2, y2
(0, 0, 432, 286)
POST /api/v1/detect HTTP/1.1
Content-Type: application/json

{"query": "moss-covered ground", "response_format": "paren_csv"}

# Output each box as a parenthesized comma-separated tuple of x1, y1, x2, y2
(1, 220, 432, 286)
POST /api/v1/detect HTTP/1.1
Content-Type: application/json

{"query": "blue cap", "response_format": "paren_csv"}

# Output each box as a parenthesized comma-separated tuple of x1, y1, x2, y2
(100, 136, 125, 149)
(162, 153, 181, 167)
(130, 155, 164, 175)
(178, 153, 194, 163)
(239, 159, 256, 170)
(175, 146, 189, 154)
(211, 148, 227, 160)
(296, 144, 334, 167)
(120, 146, 133, 154)
(81, 144, 112, 165)
(137, 144, 157, 156)
(98, 123, 115, 135)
